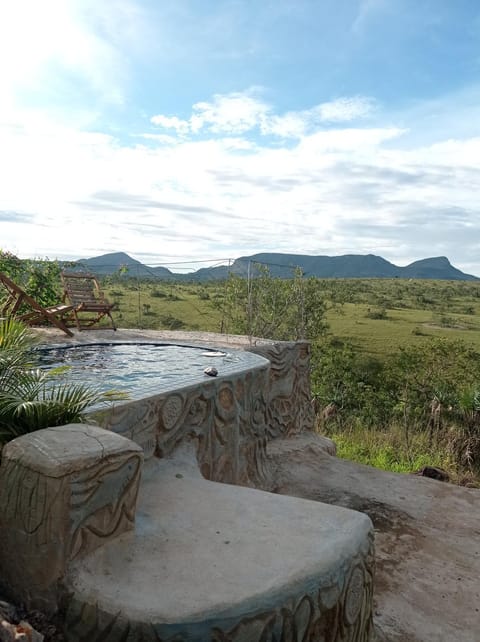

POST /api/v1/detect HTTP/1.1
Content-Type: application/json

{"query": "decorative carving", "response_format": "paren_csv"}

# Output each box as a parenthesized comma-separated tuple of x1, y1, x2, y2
(250, 341, 314, 439)
(94, 341, 311, 488)
(63, 540, 375, 642)
(98, 401, 158, 460)
(0, 339, 375, 642)
(69, 452, 143, 560)
(161, 395, 184, 430)
(344, 566, 365, 625)
(0, 459, 69, 610)
(0, 425, 143, 612)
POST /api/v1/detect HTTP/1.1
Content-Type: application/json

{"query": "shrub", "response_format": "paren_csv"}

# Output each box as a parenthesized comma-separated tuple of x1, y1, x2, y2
(150, 289, 167, 298)
(365, 307, 388, 320)
(0, 318, 121, 445)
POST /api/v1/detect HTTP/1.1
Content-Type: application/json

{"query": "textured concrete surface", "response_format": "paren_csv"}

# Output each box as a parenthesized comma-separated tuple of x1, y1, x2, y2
(2, 423, 142, 477)
(32, 327, 269, 350)
(65, 444, 374, 640)
(0, 425, 143, 612)
(267, 434, 480, 642)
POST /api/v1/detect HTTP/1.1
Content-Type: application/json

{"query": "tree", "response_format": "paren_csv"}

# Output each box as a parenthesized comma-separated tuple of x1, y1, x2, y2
(222, 266, 328, 341)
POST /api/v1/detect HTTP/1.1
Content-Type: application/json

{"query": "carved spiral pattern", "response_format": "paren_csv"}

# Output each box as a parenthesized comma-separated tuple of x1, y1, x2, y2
(161, 395, 184, 430)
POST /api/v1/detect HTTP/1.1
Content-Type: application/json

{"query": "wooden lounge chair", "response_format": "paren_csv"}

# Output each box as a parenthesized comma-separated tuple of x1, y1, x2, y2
(61, 271, 116, 331)
(0, 271, 74, 336)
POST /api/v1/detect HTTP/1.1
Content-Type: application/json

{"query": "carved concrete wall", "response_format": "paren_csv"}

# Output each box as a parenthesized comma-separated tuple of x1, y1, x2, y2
(0, 425, 143, 611)
(97, 358, 271, 487)
(95, 341, 311, 487)
(249, 341, 315, 438)
(63, 532, 374, 642)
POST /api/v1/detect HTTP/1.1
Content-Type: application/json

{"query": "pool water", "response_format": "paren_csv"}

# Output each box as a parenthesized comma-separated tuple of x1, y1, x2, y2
(37, 342, 239, 396)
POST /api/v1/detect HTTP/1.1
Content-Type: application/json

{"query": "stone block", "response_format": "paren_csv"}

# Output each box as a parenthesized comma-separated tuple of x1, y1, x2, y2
(0, 424, 143, 612)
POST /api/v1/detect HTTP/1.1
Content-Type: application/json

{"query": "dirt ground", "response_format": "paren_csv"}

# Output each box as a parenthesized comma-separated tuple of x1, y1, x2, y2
(266, 434, 480, 642)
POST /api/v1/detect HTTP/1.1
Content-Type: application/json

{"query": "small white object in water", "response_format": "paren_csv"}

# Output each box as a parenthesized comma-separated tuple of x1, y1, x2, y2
(201, 351, 226, 357)
(204, 366, 218, 377)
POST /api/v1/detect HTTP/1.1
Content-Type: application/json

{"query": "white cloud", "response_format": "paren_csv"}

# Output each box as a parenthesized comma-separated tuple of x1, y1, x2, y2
(260, 112, 308, 138)
(190, 92, 271, 134)
(0, 0, 144, 114)
(315, 96, 377, 122)
(1, 98, 479, 275)
(149, 115, 190, 136)
(151, 91, 271, 137)
(1, 79, 480, 275)
(150, 91, 376, 140)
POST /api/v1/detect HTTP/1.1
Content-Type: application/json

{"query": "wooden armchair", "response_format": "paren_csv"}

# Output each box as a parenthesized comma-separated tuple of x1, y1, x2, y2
(0, 271, 74, 336)
(61, 272, 116, 331)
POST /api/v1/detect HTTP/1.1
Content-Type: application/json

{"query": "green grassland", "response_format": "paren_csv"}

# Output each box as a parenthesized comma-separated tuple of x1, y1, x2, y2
(106, 277, 480, 357)
(106, 281, 226, 333)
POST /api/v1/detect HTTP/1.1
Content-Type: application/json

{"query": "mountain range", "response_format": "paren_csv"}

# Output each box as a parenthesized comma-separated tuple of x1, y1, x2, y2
(73, 252, 479, 281)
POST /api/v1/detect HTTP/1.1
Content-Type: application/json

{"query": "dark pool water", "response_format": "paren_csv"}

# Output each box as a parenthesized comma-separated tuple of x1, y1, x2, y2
(37, 342, 239, 396)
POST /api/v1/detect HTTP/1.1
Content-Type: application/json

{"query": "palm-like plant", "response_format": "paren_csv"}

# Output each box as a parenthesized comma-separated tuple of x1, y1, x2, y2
(0, 318, 119, 444)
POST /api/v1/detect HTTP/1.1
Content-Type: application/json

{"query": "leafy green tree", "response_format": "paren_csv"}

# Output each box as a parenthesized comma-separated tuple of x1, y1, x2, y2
(222, 266, 327, 341)
(389, 339, 480, 426)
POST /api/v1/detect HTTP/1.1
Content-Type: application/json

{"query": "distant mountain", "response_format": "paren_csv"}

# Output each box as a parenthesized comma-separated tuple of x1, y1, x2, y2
(74, 252, 174, 280)
(400, 256, 473, 281)
(71, 252, 478, 282)
(190, 253, 478, 281)
(226, 253, 400, 279)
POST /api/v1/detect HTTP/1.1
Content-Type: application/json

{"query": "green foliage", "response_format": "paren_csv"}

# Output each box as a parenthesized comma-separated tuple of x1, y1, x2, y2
(0, 318, 121, 445)
(312, 335, 480, 477)
(222, 266, 328, 340)
(311, 338, 394, 428)
(150, 289, 167, 298)
(0, 249, 66, 309)
(158, 314, 185, 330)
(365, 307, 388, 320)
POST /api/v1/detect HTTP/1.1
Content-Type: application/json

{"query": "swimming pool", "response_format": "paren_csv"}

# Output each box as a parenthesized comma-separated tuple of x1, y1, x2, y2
(37, 342, 250, 398)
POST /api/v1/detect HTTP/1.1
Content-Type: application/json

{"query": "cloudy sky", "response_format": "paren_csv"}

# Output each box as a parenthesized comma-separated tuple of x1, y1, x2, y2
(1, 1, 480, 275)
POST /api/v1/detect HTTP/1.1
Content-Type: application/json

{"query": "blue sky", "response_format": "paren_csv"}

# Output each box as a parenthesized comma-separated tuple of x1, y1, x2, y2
(1, 0, 479, 275)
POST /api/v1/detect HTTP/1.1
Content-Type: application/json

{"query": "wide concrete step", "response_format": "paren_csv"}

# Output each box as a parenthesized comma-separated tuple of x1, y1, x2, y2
(64, 450, 374, 641)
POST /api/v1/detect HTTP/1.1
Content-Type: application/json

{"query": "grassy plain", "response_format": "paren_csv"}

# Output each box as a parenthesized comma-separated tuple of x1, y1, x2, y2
(105, 277, 480, 358)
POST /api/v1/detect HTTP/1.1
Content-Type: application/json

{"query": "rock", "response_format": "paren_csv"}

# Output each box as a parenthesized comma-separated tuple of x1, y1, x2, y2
(414, 466, 450, 482)
(203, 366, 218, 377)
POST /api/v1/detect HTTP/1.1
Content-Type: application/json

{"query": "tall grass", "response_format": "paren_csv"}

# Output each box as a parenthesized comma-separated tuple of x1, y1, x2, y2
(321, 421, 479, 486)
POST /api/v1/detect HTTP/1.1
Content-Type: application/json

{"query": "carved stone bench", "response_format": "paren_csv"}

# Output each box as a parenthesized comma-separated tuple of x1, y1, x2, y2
(0, 426, 374, 641)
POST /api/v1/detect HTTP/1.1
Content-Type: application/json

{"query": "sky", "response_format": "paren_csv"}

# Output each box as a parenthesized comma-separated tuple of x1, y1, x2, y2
(1, 0, 480, 276)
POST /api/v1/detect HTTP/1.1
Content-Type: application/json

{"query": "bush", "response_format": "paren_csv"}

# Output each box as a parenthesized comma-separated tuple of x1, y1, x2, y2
(159, 314, 185, 330)
(365, 307, 388, 320)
